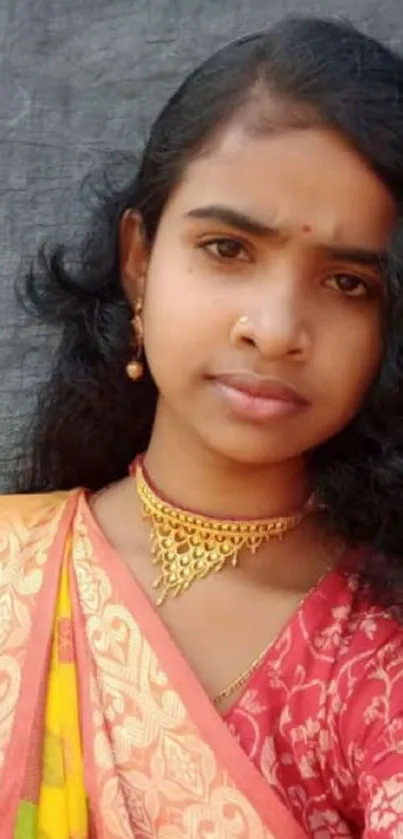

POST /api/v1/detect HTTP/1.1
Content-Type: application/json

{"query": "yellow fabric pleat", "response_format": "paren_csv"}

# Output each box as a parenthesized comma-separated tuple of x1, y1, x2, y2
(37, 538, 88, 838)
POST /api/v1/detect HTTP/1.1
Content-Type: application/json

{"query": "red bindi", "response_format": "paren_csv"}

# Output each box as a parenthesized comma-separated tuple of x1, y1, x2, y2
(302, 224, 312, 233)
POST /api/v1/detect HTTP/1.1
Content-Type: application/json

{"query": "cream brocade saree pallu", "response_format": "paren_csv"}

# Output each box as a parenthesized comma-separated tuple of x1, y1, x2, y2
(0, 491, 307, 839)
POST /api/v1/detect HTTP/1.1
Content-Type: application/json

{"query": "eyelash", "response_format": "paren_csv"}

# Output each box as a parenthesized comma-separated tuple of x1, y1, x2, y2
(326, 273, 374, 298)
(198, 237, 378, 299)
(199, 237, 251, 263)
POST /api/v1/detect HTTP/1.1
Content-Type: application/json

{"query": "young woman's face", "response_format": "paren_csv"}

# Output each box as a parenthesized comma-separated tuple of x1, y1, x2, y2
(122, 123, 397, 466)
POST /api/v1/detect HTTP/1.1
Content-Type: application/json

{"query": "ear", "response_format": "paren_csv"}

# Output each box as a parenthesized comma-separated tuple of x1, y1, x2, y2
(119, 209, 150, 304)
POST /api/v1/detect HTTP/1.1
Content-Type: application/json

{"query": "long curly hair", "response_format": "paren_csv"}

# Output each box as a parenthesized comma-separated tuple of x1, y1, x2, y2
(14, 16, 403, 615)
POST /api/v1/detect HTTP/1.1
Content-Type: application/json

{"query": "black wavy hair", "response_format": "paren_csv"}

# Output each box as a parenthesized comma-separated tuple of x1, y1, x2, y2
(15, 16, 403, 614)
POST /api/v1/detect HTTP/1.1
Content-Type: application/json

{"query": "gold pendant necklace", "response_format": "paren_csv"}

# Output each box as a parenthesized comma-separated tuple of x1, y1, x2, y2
(134, 458, 315, 606)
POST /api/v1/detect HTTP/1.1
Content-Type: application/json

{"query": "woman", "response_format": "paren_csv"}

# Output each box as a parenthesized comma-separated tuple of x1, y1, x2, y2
(2, 14, 403, 838)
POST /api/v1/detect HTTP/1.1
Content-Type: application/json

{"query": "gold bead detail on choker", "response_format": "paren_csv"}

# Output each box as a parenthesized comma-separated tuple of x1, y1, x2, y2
(134, 459, 316, 606)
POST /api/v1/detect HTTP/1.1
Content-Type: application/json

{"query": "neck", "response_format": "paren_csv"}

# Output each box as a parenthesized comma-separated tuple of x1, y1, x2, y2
(144, 411, 310, 520)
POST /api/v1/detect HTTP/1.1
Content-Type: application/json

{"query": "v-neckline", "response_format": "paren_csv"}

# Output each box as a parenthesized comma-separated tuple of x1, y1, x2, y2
(80, 489, 342, 716)
(77, 489, 316, 839)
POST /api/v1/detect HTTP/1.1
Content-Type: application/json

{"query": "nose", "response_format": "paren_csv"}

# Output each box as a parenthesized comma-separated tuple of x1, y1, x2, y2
(232, 284, 311, 362)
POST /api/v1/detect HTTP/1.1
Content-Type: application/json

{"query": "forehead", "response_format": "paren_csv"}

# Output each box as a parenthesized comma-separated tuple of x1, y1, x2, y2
(169, 125, 397, 249)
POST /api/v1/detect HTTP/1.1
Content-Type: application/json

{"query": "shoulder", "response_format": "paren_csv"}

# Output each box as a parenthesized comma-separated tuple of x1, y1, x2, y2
(299, 567, 403, 720)
(321, 570, 403, 678)
(320, 573, 403, 760)
(306, 566, 403, 654)
(0, 490, 75, 533)
(0, 490, 80, 575)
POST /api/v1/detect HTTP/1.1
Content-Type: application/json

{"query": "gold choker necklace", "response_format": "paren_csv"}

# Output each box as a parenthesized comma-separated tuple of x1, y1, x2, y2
(134, 459, 315, 606)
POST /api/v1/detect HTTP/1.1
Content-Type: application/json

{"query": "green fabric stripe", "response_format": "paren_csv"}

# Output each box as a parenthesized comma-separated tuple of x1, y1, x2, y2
(14, 801, 38, 839)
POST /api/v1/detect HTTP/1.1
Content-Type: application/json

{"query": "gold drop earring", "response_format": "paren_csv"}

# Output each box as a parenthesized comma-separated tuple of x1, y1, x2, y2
(126, 299, 144, 381)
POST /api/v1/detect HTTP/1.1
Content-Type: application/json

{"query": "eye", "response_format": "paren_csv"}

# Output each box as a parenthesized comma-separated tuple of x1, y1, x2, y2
(200, 237, 251, 263)
(324, 273, 373, 298)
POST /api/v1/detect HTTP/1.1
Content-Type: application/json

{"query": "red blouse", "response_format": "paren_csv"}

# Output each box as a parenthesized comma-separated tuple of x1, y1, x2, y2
(225, 569, 403, 839)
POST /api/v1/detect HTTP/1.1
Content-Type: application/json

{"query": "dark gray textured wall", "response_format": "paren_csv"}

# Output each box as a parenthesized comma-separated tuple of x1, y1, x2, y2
(0, 0, 401, 490)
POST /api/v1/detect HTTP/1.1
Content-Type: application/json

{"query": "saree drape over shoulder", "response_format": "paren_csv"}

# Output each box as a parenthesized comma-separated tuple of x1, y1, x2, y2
(0, 491, 306, 839)
(2, 490, 403, 839)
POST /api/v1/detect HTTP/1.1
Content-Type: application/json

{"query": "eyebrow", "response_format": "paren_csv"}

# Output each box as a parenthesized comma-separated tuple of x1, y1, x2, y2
(185, 204, 387, 270)
(185, 205, 273, 238)
(326, 245, 386, 270)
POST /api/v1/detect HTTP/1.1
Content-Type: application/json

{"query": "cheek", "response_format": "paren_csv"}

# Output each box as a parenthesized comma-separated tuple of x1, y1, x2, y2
(325, 315, 382, 410)
(142, 258, 223, 385)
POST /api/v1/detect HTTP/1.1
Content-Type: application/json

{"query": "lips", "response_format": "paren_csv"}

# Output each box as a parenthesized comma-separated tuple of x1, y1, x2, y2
(211, 372, 307, 405)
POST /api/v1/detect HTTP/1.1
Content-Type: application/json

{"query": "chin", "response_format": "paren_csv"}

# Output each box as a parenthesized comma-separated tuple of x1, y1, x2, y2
(200, 429, 309, 468)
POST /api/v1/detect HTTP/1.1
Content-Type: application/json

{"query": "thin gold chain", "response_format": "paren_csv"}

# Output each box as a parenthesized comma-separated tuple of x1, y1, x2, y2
(212, 562, 335, 707)
(213, 644, 271, 706)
